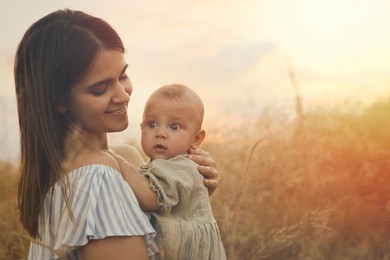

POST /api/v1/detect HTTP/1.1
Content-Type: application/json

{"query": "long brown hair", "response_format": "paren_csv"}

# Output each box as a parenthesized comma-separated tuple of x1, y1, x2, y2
(14, 9, 125, 238)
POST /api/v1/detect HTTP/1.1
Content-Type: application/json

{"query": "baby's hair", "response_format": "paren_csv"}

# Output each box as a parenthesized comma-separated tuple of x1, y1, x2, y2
(150, 83, 204, 128)
(160, 83, 193, 101)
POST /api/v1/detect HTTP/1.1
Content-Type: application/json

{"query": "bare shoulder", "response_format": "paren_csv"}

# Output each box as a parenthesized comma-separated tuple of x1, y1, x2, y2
(67, 149, 120, 172)
(110, 144, 145, 167)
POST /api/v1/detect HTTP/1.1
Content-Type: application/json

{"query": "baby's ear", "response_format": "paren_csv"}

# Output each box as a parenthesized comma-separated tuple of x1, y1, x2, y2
(192, 130, 206, 149)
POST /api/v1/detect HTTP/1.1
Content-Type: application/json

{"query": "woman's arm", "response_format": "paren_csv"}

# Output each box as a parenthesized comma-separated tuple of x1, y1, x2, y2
(187, 148, 219, 195)
(80, 236, 149, 260)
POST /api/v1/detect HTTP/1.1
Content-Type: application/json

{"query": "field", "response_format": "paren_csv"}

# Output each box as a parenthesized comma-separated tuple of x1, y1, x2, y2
(1, 97, 390, 259)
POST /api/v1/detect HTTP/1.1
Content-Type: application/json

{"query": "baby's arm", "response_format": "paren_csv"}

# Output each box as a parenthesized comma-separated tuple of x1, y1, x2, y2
(109, 150, 159, 211)
(118, 161, 159, 211)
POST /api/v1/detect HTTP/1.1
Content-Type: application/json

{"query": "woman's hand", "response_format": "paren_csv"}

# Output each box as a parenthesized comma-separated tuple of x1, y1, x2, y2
(187, 148, 219, 196)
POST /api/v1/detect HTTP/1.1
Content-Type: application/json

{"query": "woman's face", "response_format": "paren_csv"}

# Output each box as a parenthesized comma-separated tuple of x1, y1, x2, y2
(64, 50, 132, 134)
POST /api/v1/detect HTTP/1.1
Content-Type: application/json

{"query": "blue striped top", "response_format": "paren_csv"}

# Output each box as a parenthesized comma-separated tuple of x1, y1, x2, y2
(27, 164, 158, 259)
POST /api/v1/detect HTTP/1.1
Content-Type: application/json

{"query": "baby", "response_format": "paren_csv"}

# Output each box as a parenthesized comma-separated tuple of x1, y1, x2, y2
(117, 83, 226, 259)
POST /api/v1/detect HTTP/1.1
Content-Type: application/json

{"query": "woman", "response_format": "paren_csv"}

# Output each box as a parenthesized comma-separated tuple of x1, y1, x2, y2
(15, 9, 219, 259)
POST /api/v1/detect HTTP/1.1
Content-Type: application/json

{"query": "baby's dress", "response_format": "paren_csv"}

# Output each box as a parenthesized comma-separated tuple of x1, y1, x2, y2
(28, 164, 158, 260)
(139, 154, 226, 260)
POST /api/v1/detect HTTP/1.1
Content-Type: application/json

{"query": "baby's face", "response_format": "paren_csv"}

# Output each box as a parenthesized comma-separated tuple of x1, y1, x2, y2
(140, 97, 201, 160)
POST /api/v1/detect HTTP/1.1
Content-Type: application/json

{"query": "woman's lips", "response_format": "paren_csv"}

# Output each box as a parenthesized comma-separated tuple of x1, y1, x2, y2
(106, 105, 127, 115)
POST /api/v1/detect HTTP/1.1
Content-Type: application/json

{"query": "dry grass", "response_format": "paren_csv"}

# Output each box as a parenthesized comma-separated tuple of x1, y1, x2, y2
(1, 97, 390, 259)
(0, 163, 29, 259)
(207, 97, 390, 259)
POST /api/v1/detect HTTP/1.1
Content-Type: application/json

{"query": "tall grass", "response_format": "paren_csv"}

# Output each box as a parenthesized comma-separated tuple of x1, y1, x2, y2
(0, 163, 29, 259)
(207, 97, 390, 259)
(1, 97, 389, 259)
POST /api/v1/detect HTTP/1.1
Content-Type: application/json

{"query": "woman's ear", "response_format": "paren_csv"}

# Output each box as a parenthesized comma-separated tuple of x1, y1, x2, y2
(191, 130, 206, 149)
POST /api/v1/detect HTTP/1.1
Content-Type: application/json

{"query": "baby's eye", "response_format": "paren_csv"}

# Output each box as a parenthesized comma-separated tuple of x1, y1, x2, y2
(148, 121, 158, 129)
(170, 123, 180, 131)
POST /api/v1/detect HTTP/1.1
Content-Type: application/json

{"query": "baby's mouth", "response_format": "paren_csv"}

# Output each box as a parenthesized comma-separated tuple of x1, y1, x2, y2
(154, 144, 167, 150)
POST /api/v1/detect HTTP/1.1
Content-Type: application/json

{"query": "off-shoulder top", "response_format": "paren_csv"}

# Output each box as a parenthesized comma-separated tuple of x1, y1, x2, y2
(28, 164, 158, 260)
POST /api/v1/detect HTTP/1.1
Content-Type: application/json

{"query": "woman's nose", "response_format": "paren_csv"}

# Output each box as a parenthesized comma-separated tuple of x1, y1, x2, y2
(112, 81, 132, 103)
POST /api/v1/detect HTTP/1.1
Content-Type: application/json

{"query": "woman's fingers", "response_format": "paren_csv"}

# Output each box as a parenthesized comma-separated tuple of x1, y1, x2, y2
(204, 178, 218, 188)
(203, 175, 218, 196)
(188, 147, 210, 158)
(188, 148, 216, 168)
(188, 148, 220, 195)
(198, 165, 218, 180)
(198, 164, 219, 196)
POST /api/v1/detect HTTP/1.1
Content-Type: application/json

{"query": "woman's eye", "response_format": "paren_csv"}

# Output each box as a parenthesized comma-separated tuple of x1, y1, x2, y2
(148, 121, 158, 128)
(170, 123, 180, 131)
(91, 85, 107, 96)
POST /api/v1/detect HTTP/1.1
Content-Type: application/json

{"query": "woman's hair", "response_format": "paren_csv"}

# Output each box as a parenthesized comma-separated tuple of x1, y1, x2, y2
(14, 9, 125, 238)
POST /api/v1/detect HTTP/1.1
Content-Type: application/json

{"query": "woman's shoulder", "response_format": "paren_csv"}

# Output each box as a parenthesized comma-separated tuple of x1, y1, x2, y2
(110, 144, 145, 167)
(66, 149, 120, 173)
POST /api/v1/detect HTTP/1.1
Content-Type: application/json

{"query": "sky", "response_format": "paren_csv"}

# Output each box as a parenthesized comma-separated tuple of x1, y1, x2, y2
(1, 0, 389, 161)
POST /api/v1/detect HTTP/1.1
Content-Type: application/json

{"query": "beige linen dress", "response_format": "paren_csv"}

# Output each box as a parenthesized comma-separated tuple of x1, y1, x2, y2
(139, 154, 226, 260)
